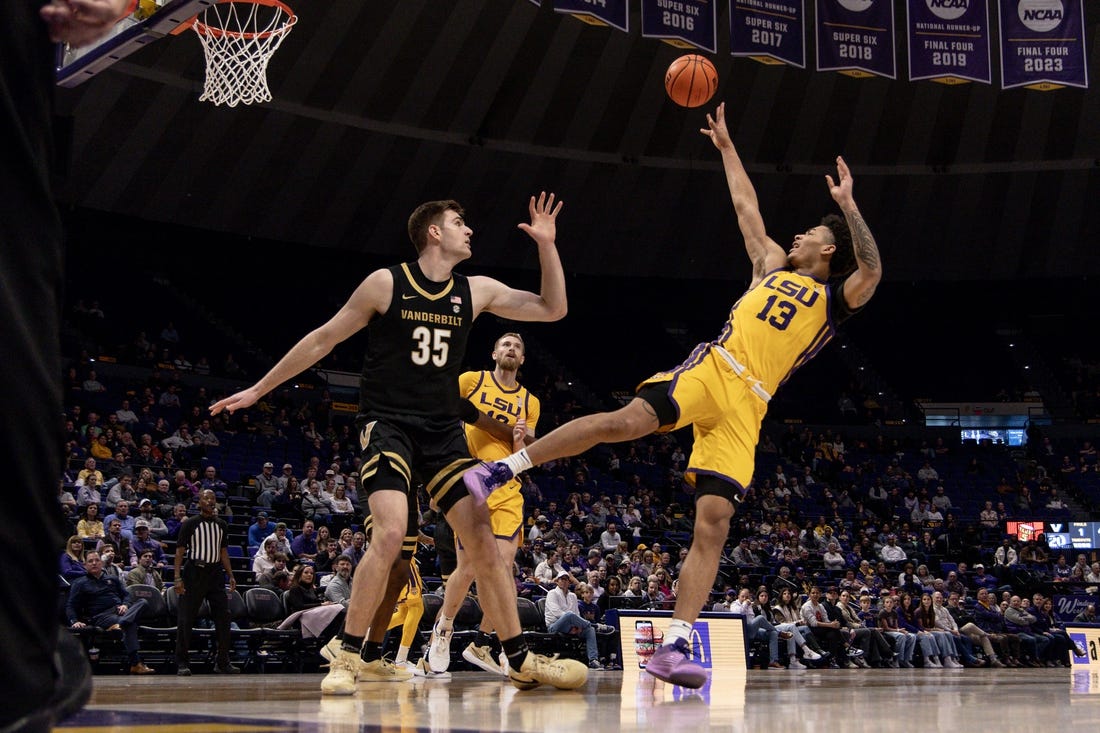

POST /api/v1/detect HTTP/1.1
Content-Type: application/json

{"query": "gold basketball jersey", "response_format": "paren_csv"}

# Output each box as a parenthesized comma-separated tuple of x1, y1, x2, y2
(459, 370, 540, 463)
(714, 270, 835, 397)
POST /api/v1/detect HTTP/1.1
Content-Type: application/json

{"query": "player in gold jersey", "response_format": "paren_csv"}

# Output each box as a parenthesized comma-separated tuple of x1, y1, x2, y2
(424, 333, 539, 676)
(465, 102, 883, 688)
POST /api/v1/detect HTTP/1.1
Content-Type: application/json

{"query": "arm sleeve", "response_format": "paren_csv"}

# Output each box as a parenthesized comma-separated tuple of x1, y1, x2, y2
(458, 398, 480, 425)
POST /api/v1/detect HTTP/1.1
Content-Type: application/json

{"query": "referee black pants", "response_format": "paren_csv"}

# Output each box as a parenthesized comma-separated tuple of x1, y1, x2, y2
(176, 564, 232, 667)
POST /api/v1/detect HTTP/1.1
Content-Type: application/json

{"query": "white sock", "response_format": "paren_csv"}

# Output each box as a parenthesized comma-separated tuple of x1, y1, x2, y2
(436, 615, 454, 632)
(395, 645, 410, 664)
(664, 619, 694, 646)
(501, 450, 533, 476)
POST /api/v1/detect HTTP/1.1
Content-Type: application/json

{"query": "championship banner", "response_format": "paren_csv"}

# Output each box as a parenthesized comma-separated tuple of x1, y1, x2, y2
(730, 0, 806, 68)
(641, 0, 718, 52)
(907, 0, 991, 85)
(1066, 624, 1100, 670)
(554, 0, 630, 31)
(998, 0, 1088, 90)
(816, 0, 896, 79)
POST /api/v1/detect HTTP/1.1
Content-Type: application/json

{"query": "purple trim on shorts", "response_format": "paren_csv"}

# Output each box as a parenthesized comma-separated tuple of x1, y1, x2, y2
(689, 468, 746, 502)
(455, 525, 521, 551)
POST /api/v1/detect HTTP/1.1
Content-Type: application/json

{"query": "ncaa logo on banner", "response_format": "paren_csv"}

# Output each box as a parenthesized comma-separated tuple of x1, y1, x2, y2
(689, 622, 714, 668)
(1018, 0, 1064, 33)
(836, 0, 873, 11)
(926, 0, 969, 21)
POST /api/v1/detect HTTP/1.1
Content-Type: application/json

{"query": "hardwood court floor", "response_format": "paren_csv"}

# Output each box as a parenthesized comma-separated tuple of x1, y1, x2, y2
(58, 668, 1100, 733)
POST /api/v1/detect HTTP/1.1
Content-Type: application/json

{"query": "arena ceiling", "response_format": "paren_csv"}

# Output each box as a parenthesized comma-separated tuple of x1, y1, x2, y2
(57, 1, 1100, 282)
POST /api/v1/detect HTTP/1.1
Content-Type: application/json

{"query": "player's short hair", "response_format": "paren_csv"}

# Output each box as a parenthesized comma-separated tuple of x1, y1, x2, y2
(408, 200, 464, 253)
(494, 332, 525, 352)
(820, 213, 855, 277)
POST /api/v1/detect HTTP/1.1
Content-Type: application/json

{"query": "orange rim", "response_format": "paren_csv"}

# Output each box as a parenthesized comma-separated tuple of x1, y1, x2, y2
(174, 0, 297, 39)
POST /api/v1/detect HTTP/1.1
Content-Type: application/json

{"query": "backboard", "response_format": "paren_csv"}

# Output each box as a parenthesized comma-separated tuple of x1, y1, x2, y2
(55, 0, 214, 88)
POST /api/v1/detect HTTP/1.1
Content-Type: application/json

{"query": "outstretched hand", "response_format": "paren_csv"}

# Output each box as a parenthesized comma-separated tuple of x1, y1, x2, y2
(824, 156, 855, 209)
(699, 102, 733, 151)
(41, 0, 130, 48)
(517, 191, 564, 247)
(209, 387, 261, 416)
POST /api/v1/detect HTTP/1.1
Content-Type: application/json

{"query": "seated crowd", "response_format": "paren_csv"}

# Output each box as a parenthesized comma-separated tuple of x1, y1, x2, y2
(57, 330, 1100, 672)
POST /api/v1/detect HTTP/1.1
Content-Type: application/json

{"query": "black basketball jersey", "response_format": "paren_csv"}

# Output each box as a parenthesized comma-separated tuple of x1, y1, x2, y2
(358, 262, 474, 425)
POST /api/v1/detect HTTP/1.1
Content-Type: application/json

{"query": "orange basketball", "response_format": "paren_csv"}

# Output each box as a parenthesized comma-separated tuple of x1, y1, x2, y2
(664, 54, 718, 108)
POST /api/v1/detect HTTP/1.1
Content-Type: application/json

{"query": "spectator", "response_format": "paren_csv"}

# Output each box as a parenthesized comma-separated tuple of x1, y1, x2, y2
(994, 538, 1019, 568)
(1073, 603, 1097, 623)
(326, 484, 355, 518)
(879, 534, 907, 564)
(66, 551, 155, 675)
(130, 521, 165, 567)
(165, 504, 189, 540)
(915, 593, 963, 667)
(340, 531, 367, 568)
(252, 539, 281, 582)
(971, 588, 1023, 667)
(301, 480, 333, 524)
(247, 513, 274, 549)
(943, 591, 1003, 667)
(315, 539, 344, 575)
(291, 521, 320, 562)
(126, 549, 164, 590)
(254, 461, 280, 507)
(97, 520, 135, 570)
(800, 586, 848, 664)
(136, 500, 169, 540)
(60, 536, 88, 582)
(265, 523, 295, 557)
(877, 594, 916, 668)
(256, 554, 290, 590)
(199, 466, 228, 496)
(731, 588, 783, 669)
(544, 572, 604, 670)
(599, 522, 622, 553)
(76, 504, 105, 541)
(931, 485, 952, 513)
(324, 556, 354, 608)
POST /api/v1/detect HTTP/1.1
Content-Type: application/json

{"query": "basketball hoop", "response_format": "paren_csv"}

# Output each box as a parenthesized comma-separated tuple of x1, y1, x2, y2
(192, 0, 297, 107)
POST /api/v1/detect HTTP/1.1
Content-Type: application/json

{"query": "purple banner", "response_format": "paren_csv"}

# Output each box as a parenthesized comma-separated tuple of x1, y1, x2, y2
(1054, 594, 1099, 623)
(730, 0, 806, 68)
(906, 0, 991, 85)
(998, 0, 1088, 90)
(816, 0, 896, 79)
(641, 0, 718, 53)
(554, 0, 630, 32)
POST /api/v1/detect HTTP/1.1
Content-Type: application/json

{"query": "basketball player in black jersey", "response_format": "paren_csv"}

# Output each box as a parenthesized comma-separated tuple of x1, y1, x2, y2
(211, 193, 589, 693)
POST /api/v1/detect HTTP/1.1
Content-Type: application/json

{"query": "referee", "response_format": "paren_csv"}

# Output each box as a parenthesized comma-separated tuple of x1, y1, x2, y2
(174, 489, 239, 675)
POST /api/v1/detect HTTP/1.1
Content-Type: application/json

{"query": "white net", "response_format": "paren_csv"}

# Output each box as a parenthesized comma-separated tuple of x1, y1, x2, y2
(193, 0, 297, 107)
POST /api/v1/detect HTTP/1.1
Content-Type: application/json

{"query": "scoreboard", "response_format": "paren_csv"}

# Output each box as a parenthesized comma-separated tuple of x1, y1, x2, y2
(1044, 522, 1100, 551)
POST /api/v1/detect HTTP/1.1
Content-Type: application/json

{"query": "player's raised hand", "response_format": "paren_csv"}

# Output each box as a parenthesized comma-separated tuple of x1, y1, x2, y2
(517, 192, 563, 248)
(700, 102, 733, 152)
(41, 0, 130, 48)
(825, 156, 856, 209)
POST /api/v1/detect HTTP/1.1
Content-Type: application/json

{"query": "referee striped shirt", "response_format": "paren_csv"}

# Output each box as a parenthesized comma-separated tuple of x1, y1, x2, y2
(178, 515, 228, 564)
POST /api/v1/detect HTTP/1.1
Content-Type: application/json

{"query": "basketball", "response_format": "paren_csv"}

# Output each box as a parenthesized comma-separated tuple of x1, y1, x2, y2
(664, 54, 718, 108)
